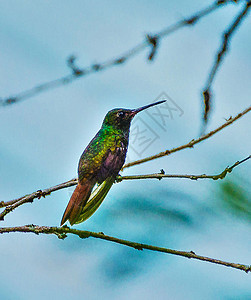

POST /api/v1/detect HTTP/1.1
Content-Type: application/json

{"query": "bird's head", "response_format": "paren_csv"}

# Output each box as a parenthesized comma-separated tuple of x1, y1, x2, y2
(102, 100, 166, 131)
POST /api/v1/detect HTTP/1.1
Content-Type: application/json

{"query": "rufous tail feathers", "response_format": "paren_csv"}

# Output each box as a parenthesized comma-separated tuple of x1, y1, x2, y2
(60, 180, 94, 226)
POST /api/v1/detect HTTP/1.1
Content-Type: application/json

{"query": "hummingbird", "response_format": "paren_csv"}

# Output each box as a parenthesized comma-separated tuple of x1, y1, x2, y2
(61, 100, 166, 226)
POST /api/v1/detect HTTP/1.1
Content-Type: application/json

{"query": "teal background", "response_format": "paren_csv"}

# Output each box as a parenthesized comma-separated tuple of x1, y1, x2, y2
(0, 1, 250, 299)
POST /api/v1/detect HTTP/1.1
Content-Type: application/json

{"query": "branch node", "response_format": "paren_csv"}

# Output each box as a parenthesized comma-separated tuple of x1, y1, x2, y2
(92, 64, 102, 71)
(5, 206, 13, 213)
(28, 224, 40, 235)
(225, 115, 233, 121)
(67, 55, 84, 76)
(217, 0, 227, 5)
(78, 232, 91, 239)
(244, 265, 251, 273)
(6, 98, 17, 105)
(146, 34, 159, 61)
(114, 57, 126, 64)
(134, 244, 143, 251)
(188, 139, 195, 148)
(37, 190, 48, 199)
(185, 16, 199, 25)
(56, 232, 68, 240)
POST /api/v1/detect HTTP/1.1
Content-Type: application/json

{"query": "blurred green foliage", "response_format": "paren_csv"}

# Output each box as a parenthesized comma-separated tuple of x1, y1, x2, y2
(218, 179, 251, 222)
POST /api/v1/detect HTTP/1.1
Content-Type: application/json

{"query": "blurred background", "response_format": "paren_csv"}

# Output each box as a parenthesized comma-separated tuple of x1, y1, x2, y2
(0, 1, 250, 299)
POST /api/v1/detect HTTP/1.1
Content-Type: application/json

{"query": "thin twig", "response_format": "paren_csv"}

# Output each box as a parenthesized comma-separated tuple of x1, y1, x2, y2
(117, 156, 250, 181)
(202, 1, 251, 123)
(0, 179, 77, 220)
(122, 105, 251, 169)
(0, 224, 250, 273)
(0, 1, 234, 107)
(0, 154, 249, 221)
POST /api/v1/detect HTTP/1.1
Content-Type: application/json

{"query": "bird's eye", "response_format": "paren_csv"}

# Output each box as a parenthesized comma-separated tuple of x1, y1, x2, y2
(117, 111, 125, 118)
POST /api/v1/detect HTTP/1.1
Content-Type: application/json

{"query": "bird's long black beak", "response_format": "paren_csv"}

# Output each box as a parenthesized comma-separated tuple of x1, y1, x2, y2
(132, 100, 166, 115)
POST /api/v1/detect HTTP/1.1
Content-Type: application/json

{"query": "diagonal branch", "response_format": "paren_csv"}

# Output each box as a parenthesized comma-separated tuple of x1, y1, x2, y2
(202, 1, 251, 123)
(0, 1, 235, 107)
(0, 155, 249, 221)
(122, 105, 251, 169)
(117, 155, 250, 181)
(0, 179, 77, 220)
(0, 224, 250, 273)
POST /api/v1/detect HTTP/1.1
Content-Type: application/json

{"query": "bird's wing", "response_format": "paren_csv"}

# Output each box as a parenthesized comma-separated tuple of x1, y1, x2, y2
(78, 130, 108, 182)
(74, 176, 115, 224)
(97, 143, 127, 183)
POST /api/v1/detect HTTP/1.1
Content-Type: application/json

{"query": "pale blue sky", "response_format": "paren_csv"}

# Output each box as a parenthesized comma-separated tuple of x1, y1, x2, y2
(0, 1, 250, 299)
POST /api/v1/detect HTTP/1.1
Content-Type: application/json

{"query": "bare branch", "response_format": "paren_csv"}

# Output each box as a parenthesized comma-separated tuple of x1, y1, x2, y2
(0, 154, 249, 221)
(0, 224, 250, 273)
(0, 179, 77, 220)
(202, 1, 251, 123)
(0, 106, 250, 220)
(123, 105, 251, 169)
(117, 156, 250, 181)
(0, 1, 234, 107)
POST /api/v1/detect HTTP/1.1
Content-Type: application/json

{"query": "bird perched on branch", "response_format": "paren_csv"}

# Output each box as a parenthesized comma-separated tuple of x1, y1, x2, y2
(61, 100, 166, 226)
